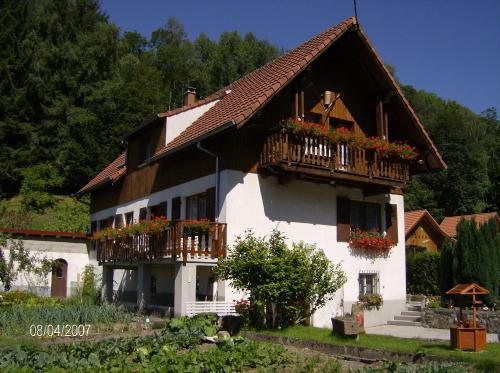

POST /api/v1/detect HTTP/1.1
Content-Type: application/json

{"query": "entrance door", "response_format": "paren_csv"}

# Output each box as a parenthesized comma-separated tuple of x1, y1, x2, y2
(51, 259, 68, 298)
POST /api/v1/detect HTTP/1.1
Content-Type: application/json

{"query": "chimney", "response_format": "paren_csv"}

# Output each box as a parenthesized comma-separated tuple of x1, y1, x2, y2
(184, 87, 197, 106)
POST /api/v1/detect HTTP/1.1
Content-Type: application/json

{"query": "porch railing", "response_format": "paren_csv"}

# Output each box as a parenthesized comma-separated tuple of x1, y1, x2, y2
(260, 130, 410, 184)
(185, 301, 237, 317)
(96, 220, 227, 263)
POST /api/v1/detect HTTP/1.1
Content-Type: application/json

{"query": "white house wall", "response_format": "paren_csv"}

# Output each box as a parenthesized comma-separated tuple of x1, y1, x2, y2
(0, 238, 98, 297)
(91, 170, 406, 327)
(220, 171, 406, 328)
(164, 100, 220, 145)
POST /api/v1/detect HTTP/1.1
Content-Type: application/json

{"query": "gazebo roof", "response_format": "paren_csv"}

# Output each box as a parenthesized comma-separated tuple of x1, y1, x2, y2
(446, 283, 489, 296)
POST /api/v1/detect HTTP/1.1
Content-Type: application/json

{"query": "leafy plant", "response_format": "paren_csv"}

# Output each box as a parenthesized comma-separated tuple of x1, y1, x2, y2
(406, 251, 440, 296)
(214, 229, 347, 328)
(358, 293, 383, 310)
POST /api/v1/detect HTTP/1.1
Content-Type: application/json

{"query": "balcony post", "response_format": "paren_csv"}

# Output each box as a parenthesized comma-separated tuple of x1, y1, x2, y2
(174, 262, 197, 317)
(137, 263, 151, 312)
(101, 264, 114, 303)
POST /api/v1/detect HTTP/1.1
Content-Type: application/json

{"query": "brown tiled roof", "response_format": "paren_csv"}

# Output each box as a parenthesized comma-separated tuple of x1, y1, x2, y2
(77, 153, 126, 194)
(151, 17, 356, 159)
(440, 212, 499, 237)
(404, 209, 448, 239)
(79, 16, 445, 194)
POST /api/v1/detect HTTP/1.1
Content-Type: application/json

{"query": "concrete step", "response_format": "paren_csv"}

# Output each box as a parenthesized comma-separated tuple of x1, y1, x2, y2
(387, 320, 422, 327)
(406, 305, 422, 312)
(394, 315, 421, 322)
(401, 311, 423, 317)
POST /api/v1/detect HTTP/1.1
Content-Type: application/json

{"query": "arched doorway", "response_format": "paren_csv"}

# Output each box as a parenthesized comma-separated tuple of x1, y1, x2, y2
(51, 259, 68, 298)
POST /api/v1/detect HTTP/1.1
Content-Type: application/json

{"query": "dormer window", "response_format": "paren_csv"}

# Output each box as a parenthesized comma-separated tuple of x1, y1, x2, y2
(139, 137, 152, 164)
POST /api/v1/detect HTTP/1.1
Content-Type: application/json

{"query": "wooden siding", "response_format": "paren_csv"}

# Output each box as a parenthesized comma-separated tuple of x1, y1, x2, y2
(406, 222, 441, 252)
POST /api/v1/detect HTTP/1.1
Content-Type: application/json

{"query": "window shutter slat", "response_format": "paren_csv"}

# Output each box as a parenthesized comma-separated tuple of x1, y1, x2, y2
(337, 197, 350, 242)
(206, 187, 216, 221)
(386, 203, 399, 243)
(172, 197, 181, 220)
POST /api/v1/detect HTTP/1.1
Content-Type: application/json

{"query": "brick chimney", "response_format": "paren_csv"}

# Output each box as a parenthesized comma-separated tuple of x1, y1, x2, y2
(183, 87, 197, 106)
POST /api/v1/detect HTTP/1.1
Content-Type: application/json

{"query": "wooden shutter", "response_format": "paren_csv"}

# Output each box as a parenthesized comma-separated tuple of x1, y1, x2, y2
(337, 197, 351, 242)
(139, 207, 148, 221)
(172, 197, 181, 220)
(206, 187, 216, 221)
(385, 203, 398, 243)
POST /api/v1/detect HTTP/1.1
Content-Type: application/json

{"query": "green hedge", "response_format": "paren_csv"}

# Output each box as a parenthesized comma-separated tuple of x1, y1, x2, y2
(406, 251, 440, 295)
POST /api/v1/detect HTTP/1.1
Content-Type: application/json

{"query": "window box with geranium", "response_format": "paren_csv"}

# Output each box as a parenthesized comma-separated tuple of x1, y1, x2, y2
(281, 118, 418, 160)
(349, 229, 395, 256)
(358, 293, 383, 310)
(184, 219, 211, 234)
(92, 216, 170, 240)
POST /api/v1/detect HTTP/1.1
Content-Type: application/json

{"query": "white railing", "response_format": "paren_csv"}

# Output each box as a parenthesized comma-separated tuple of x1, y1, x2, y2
(185, 301, 238, 317)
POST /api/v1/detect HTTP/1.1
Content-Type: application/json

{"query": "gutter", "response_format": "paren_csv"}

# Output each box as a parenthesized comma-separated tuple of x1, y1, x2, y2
(196, 143, 220, 222)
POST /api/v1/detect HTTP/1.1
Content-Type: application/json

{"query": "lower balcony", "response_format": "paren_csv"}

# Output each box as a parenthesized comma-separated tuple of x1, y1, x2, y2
(96, 220, 227, 264)
(260, 130, 411, 187)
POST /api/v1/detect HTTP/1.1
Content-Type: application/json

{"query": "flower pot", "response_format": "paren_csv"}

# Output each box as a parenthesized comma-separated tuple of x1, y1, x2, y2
(331, 318, 359, 337)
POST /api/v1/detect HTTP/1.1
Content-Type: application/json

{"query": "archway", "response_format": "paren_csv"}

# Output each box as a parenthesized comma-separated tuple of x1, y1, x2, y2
(51, 259, 68, 298)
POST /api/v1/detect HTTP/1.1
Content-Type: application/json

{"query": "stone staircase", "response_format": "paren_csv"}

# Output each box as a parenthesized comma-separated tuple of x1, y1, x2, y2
(387, 302, 424, 327)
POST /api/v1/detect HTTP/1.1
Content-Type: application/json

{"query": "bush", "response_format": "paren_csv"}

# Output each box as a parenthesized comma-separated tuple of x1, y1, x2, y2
(0, 290, 63, 307)
(406, 252, 440, 295)
(214, 230, 347, 328)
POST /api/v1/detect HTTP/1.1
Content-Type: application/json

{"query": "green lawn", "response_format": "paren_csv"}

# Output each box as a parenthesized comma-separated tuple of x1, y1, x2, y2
(260, 325, 500, 372)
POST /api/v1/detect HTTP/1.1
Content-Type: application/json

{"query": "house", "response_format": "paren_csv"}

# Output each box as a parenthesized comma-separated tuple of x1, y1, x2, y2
(440, 212, 499, 239)
(404, 210, 449, 254)
(77, 17, 444, 327)
(0, 228, 97, 298)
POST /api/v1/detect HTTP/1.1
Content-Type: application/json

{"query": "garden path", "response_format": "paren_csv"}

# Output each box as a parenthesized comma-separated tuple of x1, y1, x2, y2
(366, 325, 499, 343)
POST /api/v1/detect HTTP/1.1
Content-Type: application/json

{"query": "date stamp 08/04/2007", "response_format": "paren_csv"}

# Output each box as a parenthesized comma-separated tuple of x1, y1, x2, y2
(29, 324, 91, 337)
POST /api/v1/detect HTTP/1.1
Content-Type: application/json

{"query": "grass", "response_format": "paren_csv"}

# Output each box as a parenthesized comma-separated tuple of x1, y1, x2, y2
(260, 325, 500, 372)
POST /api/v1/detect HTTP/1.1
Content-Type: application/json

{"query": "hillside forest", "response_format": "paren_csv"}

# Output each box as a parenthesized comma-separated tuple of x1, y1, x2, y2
(0, 0, 498, 232)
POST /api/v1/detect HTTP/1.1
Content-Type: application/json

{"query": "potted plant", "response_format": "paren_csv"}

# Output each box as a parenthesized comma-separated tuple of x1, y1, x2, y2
(358, 293, 383, 310)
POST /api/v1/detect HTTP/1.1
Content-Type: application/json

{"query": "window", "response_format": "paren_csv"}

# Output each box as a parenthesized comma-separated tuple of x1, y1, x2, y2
(150, 202, 168, 219)
(329, 117, 353, 130)
(350, 201, 381, 232)
(125, 212, 134, 226)
(114, 214, 124, 228)
(138, 138, 152, 164)
(186, 193, 208, 220)
(359, 272, 379, 295)
(99, 216, 114, 230)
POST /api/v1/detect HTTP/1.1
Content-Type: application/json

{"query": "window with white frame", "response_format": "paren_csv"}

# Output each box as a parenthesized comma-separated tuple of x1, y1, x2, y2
(359, 271, 379, 295)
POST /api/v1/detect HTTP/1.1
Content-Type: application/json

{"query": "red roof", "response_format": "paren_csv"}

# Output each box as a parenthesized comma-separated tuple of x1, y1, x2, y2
(79, 16, 444, 195)
(404, 209, 448, 239)
(0, 228, 88, 239)
(78, 153, 126, 194)
(440, 212, 499, 237)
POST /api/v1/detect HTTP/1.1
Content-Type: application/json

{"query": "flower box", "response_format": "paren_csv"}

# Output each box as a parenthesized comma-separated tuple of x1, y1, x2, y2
(349, 229, 395, 256)
(331, 317, 360, 337)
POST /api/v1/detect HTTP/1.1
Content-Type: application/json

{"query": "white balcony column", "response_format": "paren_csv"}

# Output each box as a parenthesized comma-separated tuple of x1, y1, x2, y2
(137, 264, 151, 311)
(101, 265, 114, 303)
(174, 262, 197, 317)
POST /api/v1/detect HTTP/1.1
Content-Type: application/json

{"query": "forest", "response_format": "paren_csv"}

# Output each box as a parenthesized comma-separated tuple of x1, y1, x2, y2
(0, 0, 498, 232)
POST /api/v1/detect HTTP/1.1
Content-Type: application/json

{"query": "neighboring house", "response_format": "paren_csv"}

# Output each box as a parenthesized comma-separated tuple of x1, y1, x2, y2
(404, 210, 449, 254)
(440, 212, 499, 239)
(0, 229, 97, 298)
(77, 17, 444, 327)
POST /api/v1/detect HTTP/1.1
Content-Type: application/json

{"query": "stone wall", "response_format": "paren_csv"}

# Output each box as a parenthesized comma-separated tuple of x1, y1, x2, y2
(422, 308, 500, 333)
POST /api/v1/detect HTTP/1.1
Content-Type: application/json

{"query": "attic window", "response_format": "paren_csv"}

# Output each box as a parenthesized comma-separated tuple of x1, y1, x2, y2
(139, 138, 152, 164)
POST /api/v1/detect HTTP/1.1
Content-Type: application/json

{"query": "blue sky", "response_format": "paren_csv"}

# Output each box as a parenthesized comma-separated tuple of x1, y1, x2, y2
(101, 0, 500, 115)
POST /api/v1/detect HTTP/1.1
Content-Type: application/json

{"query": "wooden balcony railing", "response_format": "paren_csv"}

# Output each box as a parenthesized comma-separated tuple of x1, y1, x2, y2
(260, 130, 410, 186)
(96, 220, 227, 264)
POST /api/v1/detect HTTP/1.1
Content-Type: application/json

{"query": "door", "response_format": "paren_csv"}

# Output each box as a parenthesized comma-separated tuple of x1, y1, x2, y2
(51, 259, 68, 298)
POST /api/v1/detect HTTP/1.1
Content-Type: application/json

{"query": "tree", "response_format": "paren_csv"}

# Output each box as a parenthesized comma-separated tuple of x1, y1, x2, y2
(20, 163, 64, 211)
(0, 233, 54, 291)
(214, 230, 347, 328)
(439, 238, 456, 294)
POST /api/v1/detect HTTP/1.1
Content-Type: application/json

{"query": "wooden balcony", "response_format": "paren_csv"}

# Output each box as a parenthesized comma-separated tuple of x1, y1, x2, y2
(260, 130, 410, 187)
(96, 221, 227, 264)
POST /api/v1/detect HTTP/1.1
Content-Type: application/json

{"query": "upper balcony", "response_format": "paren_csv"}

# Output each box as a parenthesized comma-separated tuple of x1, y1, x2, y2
(95, 220, 227, 264)
(259, 128, 411, 188)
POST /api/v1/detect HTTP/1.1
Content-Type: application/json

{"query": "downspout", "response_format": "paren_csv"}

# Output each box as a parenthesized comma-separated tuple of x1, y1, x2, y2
(196, 142, 219, 222)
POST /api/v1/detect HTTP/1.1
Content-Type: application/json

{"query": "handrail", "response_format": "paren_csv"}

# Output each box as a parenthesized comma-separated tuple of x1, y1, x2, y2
(96, 220, 227, 263)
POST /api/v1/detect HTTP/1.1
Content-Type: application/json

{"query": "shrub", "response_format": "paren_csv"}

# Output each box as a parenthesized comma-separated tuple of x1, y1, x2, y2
(80, 265, 100, 305)
(406, 251, 440, 295)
